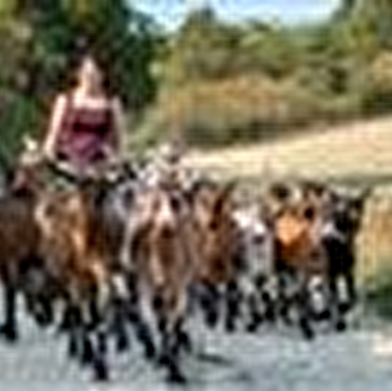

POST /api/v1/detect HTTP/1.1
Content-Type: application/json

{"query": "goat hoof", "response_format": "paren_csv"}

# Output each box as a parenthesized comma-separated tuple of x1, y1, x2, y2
(57, 320, 72, 334)
(35, 314, 52, 329)
(338, 303, 350, 314)
(302, 329, 315, 341)
(81, 340, 94, 366)
(93, 360, 109, 382)
(206, 312, 218, 329)
(265, 309, 276, 323)
(280, 308, 293, 326)
(116, 334, 130, 353)
(336, 321, 347, 333)
(178, 331, 192, 353)
(246, 316, 262, 333)
(144, 343, 156, 361)
(300, 321, 314, 341)
(0, 324, 18, 343)
(57, 309, 73, 333)
(246, 323, 258, 333)
(225, 319, 236, 333)
(166, 367, 186, 385)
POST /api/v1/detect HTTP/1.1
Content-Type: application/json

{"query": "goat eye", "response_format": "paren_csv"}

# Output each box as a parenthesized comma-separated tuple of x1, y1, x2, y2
(304, 207, 315, 220)
(353, 201, 363, 211)
(209, 222, 218, 230)
(170, 196, 182, 212)
(349, 209, 359, 221)
(124, 191, 134, 205)
(254, 235, 265, 244)
(46, 205, 56, 216)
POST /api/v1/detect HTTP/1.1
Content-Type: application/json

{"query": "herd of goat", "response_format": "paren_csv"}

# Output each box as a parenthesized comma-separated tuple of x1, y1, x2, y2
(0, 144, 371, 383)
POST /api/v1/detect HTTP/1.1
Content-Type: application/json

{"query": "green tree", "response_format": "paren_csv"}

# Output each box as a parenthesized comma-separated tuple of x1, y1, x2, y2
(159, 7, 243, 86)
(0, 0, 160, 163)
(239, 22, 301, 78)
(61, 0, 160, 108)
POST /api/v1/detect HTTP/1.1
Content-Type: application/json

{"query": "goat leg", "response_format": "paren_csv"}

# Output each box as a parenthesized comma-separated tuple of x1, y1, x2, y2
(158, 320, 186, 384)
(111, 298, 131, 353)
(329, 279, 347, 333)
(0, 283, 18, 342)
(297, 278, 314, 340)
(91, 327, 109, 382)
(225, 280, 241, 333)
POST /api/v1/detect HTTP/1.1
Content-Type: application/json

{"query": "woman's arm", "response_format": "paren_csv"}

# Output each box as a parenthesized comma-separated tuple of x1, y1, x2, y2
(43, 94, 67, 158)
(111, 97, 128, 158)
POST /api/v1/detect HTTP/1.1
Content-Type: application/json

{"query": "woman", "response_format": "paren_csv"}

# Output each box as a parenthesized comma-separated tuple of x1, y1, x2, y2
(43, 53, 127, 170)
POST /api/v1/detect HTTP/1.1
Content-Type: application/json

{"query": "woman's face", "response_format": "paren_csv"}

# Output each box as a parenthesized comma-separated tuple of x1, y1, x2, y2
(77, 56, 103, 91)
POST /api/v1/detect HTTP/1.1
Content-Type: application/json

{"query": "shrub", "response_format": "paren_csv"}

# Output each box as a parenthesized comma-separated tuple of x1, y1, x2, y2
(134, 73, 366, 148)
(361, 51, 392, 114)
(0, 93, 42, 163)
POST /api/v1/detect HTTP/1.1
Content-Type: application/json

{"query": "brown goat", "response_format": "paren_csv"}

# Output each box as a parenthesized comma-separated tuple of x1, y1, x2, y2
(34, 186, 115, 380)
(125, 185, 196, 383)
(190, 181, 243, 331)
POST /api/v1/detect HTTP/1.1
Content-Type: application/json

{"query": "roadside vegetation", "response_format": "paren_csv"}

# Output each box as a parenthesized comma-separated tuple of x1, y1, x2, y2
(1, 0, 392, 312)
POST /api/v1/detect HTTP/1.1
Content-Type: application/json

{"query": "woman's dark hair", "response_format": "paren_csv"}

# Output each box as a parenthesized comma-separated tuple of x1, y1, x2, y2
(62, 47, 115, 97)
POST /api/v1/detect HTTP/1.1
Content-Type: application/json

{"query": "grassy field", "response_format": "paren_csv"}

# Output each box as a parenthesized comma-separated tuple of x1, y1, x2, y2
(185, 116, 392, 288)
(186, 116, 392, 185)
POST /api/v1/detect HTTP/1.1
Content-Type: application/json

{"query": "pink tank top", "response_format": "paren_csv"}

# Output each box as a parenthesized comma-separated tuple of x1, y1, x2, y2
(57, 95, 117, 168)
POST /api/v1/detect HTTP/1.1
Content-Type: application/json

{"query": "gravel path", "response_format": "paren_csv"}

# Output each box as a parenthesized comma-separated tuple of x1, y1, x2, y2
(0, 308, 392, 391)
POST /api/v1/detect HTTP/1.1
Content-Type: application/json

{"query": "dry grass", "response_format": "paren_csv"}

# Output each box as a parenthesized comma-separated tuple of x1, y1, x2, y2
(358, 196, 392, 287)
(185, 116, 392, 286)
(186, 116, 392, 182)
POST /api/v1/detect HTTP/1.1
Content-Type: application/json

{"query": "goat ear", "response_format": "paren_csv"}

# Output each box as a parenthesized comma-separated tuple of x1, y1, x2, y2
(357, 186, 372, 204)
(211, 181, 235, 216)
(217, 180, 236, 205)
(362, 186, 372, 199)
(3, 163, 16, 187)
(182, 188, 195, 205)
(222, 180, 236, 197)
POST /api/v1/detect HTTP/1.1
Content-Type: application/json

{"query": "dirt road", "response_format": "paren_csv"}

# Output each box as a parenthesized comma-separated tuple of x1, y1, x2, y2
(1, 311, 392, 391)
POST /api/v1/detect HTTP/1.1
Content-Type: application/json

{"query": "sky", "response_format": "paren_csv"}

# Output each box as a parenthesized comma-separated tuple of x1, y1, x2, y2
(133, 0, 341, 31)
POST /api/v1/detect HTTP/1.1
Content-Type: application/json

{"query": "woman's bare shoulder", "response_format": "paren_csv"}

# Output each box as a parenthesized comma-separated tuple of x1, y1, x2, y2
(53, 93, 69, 108)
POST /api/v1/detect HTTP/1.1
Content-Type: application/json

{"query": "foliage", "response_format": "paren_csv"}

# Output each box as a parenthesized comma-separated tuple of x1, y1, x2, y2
(136, 72, 364, 148)
(133, 1, 392, 147)
(0, 0, 159, 163)
(361, 51, 392, 114)
(5, 0, 392, 153)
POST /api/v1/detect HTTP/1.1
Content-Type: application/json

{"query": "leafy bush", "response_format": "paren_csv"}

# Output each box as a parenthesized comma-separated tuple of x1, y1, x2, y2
(361, 52, 392, 114)
(0, 93, 42, 164)
(366, 264, 392, 319)
(135, 73, 367, 147)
